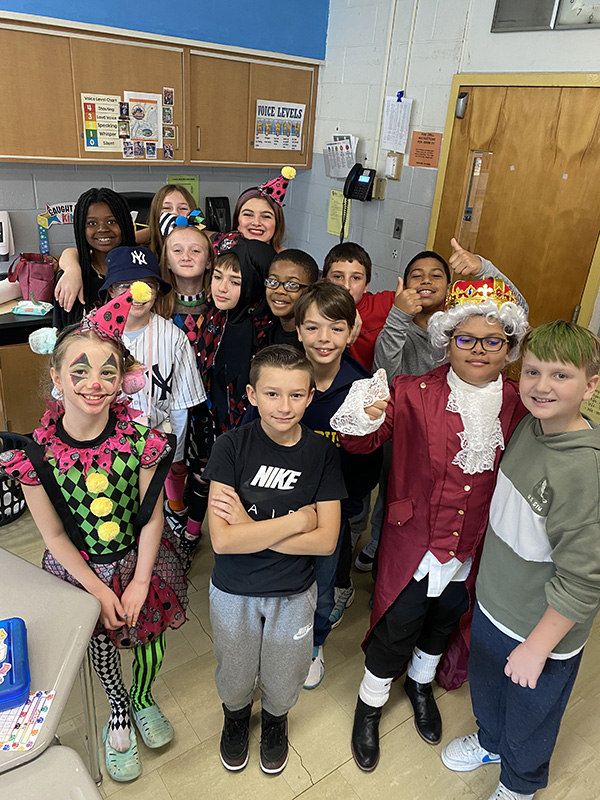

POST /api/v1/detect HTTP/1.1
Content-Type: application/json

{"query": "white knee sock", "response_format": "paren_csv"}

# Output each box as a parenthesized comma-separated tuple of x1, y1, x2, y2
(407, 647, 442, 684)
(359, 668, 392, 708)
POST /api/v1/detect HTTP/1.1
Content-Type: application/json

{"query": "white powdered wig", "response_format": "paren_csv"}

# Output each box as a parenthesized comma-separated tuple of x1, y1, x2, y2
(428, 300, 529, 363)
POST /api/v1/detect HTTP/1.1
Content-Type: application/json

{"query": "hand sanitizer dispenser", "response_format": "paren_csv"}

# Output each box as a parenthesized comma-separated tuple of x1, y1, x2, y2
(0, 210, 14, 262)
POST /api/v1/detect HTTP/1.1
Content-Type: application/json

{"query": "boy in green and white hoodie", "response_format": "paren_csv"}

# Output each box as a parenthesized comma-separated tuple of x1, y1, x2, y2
(442, 320, 600, 800)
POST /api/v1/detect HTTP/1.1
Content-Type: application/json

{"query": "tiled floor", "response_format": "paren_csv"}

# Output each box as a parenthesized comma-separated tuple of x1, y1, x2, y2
(3, 510, 600, 799)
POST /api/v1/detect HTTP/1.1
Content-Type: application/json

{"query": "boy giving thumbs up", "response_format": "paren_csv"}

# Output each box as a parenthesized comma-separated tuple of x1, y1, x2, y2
(374, 239, 528, 382)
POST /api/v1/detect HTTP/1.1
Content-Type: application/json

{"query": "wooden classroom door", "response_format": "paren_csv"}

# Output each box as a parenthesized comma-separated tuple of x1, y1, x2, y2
(432, 85, 600, 327)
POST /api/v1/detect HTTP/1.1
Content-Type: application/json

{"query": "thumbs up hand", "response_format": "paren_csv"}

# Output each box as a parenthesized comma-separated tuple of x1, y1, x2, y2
(449, 237, 482, 276)
(393, 276, 423, 317)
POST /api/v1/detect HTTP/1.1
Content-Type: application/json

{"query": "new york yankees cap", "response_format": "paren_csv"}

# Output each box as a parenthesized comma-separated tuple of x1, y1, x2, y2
(99, 246, 171, 296)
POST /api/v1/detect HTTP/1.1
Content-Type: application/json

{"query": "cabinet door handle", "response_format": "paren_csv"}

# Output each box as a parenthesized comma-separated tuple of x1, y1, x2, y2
(197, 127, 201, 151)
(175, 125, 179, 151)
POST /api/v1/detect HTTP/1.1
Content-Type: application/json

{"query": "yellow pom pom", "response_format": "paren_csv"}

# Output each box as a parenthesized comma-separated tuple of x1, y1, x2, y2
(90, 497, 113, 517)
(281, 166, 296, 180)
(86, 472, 109, 494)
(130, 281, 152, 304)
(98, 521, 120, 542)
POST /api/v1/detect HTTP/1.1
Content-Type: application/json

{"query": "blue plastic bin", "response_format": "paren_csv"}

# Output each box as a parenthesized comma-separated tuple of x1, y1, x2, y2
(0, 617, 31, 712)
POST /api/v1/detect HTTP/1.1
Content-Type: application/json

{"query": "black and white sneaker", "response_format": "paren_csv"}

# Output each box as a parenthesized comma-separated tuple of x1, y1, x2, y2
(177, 535, 201, 574)
(220, 703, 251, 771)
(260, 709, 288, 774)
(163, 500, 187, 538)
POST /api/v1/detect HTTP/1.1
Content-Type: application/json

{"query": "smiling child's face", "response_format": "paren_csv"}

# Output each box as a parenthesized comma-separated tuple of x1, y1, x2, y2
(448, 315, 510, 385)
(265, 260, 310, 322)
(52, 338, 122, 419)
(85, 202, 122, 254)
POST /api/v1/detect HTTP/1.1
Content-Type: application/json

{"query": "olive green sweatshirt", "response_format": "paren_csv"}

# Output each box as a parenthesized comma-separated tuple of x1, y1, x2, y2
(477, 414, 600, 655)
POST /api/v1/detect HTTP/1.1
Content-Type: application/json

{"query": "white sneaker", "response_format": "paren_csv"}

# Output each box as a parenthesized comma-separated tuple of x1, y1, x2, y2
(303, 646, 324, 689)
(442, 732, 501, 772)
(488, 782, 534, 800)
(329, 584, 355, 629)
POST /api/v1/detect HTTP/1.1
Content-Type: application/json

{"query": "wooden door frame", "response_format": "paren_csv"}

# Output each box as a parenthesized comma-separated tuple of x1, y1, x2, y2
(428, 72, 600, 327)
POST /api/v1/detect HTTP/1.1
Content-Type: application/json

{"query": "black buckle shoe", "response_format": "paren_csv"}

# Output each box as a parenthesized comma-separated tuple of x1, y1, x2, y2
(351, 698, 382, 771)
(220, 703, 251, 771)
(404, 676, 441, 744)
(260, 709, 288, 774)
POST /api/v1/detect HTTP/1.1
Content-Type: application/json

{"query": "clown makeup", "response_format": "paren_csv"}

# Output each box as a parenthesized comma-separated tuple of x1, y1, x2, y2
(53, 338, 124, 428)
(67, 350, 120, 391)
(100, 354, 119, 387)
(69, 352, 90, 386)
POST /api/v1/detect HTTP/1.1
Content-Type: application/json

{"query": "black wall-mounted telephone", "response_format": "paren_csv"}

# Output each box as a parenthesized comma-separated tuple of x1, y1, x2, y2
(343, 163, 376, 201)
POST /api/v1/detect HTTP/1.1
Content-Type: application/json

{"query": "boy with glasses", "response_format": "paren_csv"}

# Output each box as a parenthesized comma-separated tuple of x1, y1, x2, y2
(330, 279, 529, 770)
(264, 250, 319, 351)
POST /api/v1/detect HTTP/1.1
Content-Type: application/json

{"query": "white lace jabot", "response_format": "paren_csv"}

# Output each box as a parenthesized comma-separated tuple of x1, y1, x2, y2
(446, 368, 504, 474)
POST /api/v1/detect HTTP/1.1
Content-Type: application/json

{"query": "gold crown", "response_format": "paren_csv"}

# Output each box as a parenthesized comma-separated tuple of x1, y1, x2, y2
(445, 278, 517, 311)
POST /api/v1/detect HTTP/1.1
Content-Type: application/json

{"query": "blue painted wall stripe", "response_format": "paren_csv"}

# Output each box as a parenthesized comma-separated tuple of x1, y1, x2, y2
(1, 1, 329, 60)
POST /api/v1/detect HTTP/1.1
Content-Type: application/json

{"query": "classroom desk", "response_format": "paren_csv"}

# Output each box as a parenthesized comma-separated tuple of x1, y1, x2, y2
(0, 549, 101, 782)
(0, 745, 103, 799)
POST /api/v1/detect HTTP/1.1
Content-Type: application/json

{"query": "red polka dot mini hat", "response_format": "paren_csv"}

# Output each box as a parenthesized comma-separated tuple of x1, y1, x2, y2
(239, 166, 296, 208)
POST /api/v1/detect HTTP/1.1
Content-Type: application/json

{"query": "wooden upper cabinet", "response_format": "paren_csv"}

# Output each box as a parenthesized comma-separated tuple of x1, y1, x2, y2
(189, 53, 250, 164)
(70, 37, 185, 162)
(0, 22, 317, 167)
(0, 28, 80, 159)
(248, 61, 317, 167)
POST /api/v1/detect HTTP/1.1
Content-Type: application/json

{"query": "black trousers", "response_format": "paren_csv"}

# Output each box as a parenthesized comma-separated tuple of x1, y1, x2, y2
(365, 576, 469, 679)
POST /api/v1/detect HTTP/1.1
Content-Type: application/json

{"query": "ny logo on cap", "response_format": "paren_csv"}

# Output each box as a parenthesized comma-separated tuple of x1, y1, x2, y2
(131, 250, 147, 266)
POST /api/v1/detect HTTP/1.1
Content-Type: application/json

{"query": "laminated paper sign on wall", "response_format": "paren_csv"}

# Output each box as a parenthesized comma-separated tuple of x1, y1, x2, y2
(81, 94, 121, 152)
(254, 100, 305, 150)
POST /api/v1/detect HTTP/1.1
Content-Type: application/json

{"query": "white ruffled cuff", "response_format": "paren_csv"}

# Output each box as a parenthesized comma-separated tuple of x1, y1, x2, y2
(330, 368, 389, 436)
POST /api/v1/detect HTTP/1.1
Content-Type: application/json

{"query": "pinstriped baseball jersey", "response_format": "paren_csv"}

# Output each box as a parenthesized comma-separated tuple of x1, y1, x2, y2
(123, 313, 206, 431)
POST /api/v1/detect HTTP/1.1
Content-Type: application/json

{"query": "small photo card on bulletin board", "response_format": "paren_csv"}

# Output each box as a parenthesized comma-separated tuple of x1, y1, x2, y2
(163, 87, 174, 106)
(408, 131, 443, 168)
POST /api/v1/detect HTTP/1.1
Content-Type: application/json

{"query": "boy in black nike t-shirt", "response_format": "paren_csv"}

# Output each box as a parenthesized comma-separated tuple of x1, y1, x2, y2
(204, 345, 346, 775)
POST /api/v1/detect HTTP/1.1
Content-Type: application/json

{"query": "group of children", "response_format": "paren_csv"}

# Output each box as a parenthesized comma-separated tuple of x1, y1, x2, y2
(2, 169, 600, 799)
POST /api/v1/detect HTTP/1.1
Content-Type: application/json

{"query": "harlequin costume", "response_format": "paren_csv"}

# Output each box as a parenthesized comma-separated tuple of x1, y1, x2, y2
(1, 399, 185, 647)
(331, 278, 529, 772)
(0, 282, 189, 782)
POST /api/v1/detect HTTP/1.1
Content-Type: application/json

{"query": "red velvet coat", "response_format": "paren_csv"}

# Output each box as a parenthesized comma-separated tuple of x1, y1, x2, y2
(340, 363, 527, 689)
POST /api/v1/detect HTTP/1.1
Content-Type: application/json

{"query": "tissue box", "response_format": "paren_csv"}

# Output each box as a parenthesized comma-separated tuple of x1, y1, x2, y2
(0, 617, 31, 712)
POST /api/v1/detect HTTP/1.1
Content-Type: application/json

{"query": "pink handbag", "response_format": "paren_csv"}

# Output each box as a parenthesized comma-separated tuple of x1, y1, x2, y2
(7, 252, 57, 303)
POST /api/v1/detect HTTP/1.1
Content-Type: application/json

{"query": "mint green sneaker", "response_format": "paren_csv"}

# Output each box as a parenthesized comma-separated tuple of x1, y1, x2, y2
(131, 704, 174, 749)
(103, 724, 141, 782)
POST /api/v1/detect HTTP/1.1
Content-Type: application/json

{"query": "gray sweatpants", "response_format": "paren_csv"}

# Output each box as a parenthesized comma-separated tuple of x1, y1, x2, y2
(209, 581, 317, 718)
